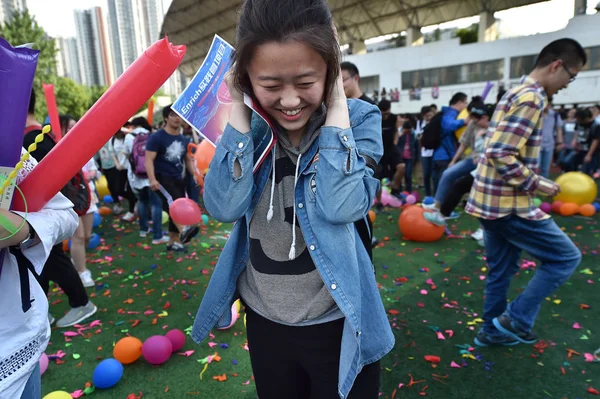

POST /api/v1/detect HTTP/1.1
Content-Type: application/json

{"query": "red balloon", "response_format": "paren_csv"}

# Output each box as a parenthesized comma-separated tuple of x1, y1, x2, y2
(551, 200, 563, 213)
(398, 205, 445, 242)
(169, 198, 202, 225)
(12, 38, 186, 212)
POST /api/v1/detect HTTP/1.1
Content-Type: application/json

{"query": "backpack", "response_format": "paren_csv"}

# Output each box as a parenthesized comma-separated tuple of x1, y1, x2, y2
(61, 171, 91, 216)
(130, 132, 149, 178)
(421, 112, 444, 150)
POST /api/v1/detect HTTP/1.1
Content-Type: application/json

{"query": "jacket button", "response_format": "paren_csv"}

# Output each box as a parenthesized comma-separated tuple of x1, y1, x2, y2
(309, 245, 315, 251)
(342, 135, 348, 142)
(331, 283, 337, 290)
(298, 203, 304, 209)
(238, 142, 244, 149)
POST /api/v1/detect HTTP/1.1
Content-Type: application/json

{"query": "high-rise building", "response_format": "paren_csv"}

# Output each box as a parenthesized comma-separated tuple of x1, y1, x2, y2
(107, 0, 163, 78)
(0, 0, 27, 24)
(74, 7, 114, 87)
(56, 37, 83, 85)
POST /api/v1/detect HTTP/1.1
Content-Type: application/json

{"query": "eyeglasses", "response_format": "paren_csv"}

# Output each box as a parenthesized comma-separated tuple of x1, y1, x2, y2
(561, 63, 577, 83)
(342, 74, 355, 83)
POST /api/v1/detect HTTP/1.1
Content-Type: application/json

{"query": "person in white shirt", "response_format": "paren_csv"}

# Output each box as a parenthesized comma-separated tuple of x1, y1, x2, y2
(0, 148, 78, 398)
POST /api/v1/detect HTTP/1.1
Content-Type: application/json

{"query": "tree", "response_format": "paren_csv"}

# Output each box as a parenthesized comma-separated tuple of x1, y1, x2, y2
(0, 10, 58, 121)
(455, 24, 479, 45)
(88, 85, 109, 108)
(54, 77, 91, 120)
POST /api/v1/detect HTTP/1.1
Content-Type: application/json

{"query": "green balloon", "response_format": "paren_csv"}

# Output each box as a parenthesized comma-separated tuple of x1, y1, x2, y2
(533, 198, 542, 207)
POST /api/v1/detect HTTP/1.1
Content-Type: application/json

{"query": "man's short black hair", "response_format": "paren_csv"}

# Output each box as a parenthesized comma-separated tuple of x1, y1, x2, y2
(450, 92, 467, 106)
(162, 104, 174, 120)
(340, 61, 359, 77)
(402, 121, 412, 130)
(534, 38, 587, 69)
(420, 106, 432, 115)
(29, 89, 36, 114)
(378, 99, 391, 112)
(576, 108, 592, 120)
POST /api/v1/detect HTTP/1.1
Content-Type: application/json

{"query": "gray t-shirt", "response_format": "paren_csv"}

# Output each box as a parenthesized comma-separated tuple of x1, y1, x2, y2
(541, 109, 563, 151)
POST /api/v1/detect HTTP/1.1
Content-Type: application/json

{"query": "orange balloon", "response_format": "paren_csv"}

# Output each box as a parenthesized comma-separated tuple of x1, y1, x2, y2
(579, 203, 596, 217)
(188, 140, 215, 185)
(114, 337, 143, 365)
(368, 210, 376, 223)
(62, 240, 69, 252)
(398, 205, 445, 242)
(551, 200, 563, 213)
(560, 202, 579, 216)
(98, 206, 113, 216)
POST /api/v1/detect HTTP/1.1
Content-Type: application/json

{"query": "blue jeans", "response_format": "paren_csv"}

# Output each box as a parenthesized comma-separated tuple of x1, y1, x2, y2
(21, 363, 40, 399)
(137, 186, 164, 240)
(186, 172, 200, 203)
(538, 148, 553, 178)
(432, 160, 450, 197)
(562, 150, 596, 176)
(401, 158, 413, 192)
(434, 158, 475, 204)
(480, 215, 581, 336)
(421, 156, 433, 197)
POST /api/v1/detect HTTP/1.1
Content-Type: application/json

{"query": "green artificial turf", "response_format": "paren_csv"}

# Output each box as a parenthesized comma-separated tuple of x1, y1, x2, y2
(41, 204, 600, 398)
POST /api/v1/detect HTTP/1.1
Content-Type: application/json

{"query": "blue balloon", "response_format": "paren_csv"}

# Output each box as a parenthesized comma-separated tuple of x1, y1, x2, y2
(88, 233, 101, 250)
(93, 212, 102, 228)
(92, 358, 123, 389)
(423, 196, 435, 205)
(201, 214, 209, 225)
(103, 195, 114, 204)
(594, 202, 600, 212)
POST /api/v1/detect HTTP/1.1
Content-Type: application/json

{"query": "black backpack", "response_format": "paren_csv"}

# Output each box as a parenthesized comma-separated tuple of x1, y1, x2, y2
(421, 112, 444, 150)
(61, 171, 91, 216)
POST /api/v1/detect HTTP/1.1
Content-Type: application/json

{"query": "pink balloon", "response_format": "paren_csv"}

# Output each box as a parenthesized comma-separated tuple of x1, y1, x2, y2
(169, 198, 202, 225)
(142, 335, 173, 365)
(406, 195, 416, 205)
(380, 191, 403, 208)
(39, 353, 49, 375)
(165, 329, 186, 352)
(540, 202, 552, 213)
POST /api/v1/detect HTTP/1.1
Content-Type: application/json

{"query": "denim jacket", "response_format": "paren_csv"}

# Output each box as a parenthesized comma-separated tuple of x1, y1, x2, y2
(191, 99, 395, 398)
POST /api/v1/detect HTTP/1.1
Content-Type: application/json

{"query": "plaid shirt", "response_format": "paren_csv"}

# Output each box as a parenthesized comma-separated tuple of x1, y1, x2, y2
(466, 76, 555, 221)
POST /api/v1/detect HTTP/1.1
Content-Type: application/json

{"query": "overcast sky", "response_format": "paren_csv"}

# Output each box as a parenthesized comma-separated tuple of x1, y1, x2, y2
(25, 0, 598, 39)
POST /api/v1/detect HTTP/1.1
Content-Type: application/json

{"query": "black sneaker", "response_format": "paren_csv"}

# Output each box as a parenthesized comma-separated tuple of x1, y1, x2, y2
(167, 242, 187, 253)
(493, 314, 538, 344)
(474, 330, 520, 347)
(371, 236, 380, 249)
(180, 226, 200, 244)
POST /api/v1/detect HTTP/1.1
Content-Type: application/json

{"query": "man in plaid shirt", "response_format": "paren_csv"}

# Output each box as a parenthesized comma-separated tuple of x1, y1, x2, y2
(466, 39, 586, 347)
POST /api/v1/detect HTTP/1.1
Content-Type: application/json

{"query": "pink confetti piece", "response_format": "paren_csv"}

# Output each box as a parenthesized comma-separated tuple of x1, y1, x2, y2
(584, 353, 595, 362)
(208, 342, 218, 348)
(436, 331, 445, 340)
(450, 361, 461, 368)
(445, 330, 454, 338)
(178, 350, 195, 357)
(573, 322, 582, 329)
(420, 289, 428, 295)
(71, 389, 84, 398)
(144, 310, 154, 316)
(63, 331, 80, 337)
(425, 279, 434, 285)
(479, 275, 486, 280)
(242, 380, 251, 385)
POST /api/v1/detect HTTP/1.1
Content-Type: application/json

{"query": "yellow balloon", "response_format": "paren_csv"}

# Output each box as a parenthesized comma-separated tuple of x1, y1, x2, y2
(44, 392, 72, 399)
(96, 175, 111, 198)
(554, 172, 598, 205)
(233, 299, 241, 314)
(162, 211, 169, 224)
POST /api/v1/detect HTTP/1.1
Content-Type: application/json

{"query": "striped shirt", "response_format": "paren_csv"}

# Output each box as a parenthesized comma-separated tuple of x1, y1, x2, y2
(466, 76, 555, 221)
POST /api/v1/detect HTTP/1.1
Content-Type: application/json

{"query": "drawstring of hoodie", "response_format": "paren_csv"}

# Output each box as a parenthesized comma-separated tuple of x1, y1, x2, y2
(265, 144, 302, 260)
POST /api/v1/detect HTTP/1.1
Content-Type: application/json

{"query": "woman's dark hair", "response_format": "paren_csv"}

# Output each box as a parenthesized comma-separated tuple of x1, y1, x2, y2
(131, 116, 153, 131)
(59, 114, 75, 135)
(232, 0, 340, 101)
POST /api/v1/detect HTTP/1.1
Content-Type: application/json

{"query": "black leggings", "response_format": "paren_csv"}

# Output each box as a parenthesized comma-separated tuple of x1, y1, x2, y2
(440, 174, 474, 217)
(245, 306, 381, 399)
(114, 169, 137, 212)
(103, 167, 120, 203)
(40, 244, 89, 308)
(156, 174, 186, 233)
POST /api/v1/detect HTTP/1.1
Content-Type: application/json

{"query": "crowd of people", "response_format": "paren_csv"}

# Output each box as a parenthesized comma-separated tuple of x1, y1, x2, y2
(1, 0, 598, 396)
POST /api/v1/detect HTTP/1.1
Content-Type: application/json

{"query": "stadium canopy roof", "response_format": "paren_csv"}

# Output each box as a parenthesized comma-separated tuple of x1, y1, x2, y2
(161, 0, 546, 77)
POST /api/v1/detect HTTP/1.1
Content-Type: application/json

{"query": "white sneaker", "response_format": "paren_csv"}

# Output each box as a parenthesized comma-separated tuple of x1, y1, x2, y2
(49, 313, 55, 325)
(56, 302, 98, 328)
(424, 211, 446, 226)
(152, 236, 170, 245)
(122, 212, 136, 222)
(471, 228, 484, 241)
(139, 230, 149, 238)
(422, 203, 437, 211)
(79, 270, 94, 287)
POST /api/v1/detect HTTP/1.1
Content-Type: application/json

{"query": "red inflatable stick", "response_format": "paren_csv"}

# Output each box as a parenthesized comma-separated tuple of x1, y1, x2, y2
(147, 99, 155, 125)
(42, 83, 62, 140)
(13, 38, 186, 212)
